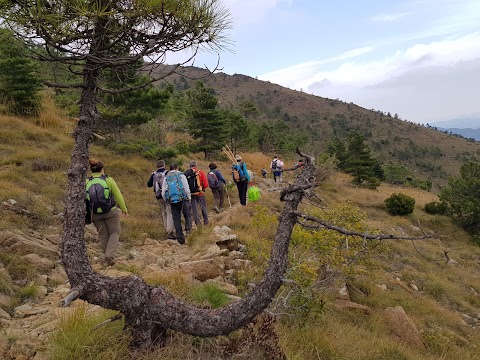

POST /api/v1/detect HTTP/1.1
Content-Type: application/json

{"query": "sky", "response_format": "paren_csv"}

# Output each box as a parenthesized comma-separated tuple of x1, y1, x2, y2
(173, 0, 480, 125)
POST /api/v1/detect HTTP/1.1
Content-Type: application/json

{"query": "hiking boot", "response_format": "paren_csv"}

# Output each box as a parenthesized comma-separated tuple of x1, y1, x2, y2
(177, 238, 185, 245)
(166, 232, 176, 240)
(104, 257, 116, 267)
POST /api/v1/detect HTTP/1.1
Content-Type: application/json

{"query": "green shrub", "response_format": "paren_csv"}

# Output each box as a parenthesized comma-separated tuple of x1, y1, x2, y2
(385, 193, 415, 216)
(424, 201, 449, 215)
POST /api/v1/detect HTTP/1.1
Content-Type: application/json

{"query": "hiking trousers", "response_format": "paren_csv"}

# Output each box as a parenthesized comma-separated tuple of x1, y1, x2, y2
(171, 201, 187, 244)
(92, 208, 121, 261)
(211, 183, 225, 209)
(191, 194, 209, 225)
(164, 202, 175, 236)
(236, 179, 248, 206)
(156, 198, 169, 233)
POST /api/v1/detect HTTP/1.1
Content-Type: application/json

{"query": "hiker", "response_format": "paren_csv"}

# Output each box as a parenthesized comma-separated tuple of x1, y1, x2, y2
(86, 159, 128, 266)
(208, 162, 227, 213)
(261, 168, 267, 178)
(147, 159, 174, 237)
(162, 163, 191, 245)
(271, 155, 284, 182)
(184, 160, 209, 226)
(232, 155, 251, 206)
(294, 159, 305, 170)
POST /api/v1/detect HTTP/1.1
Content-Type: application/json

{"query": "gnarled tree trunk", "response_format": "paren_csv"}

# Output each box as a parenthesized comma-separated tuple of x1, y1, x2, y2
(62, 66, 316, 347)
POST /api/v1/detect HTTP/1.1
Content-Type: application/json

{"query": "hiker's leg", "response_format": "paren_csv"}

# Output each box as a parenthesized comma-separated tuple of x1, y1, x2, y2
(218, 183, 225, 209)
(171, 202, 185, 244)
(165, 203, 175, 237)
(199, 196, 208, 225)
(212, 188, 220, 208)
(92, 214, 109, 254)
(103, 209, 121, 262)
(238, 180, 248, 206)
(182, 200, 192, 233)
(157, 198, 167, 230)
(191, 195, 201, 225)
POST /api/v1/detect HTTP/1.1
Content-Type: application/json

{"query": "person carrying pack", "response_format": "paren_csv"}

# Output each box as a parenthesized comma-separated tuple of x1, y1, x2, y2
(147, 160, 171, 236)
(184, 160, 209, 226)
(271, 155, 284, 183)
(208, 162, 227, 213)
(162, 163, 191, 245)
(232, 155, 251, 206)
(86, 159, 128, 266)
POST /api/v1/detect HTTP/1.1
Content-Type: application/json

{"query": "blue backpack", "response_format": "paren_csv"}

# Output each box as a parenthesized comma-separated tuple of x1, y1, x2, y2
(232, 163, 246, 183)
(164, 172, 188, 204)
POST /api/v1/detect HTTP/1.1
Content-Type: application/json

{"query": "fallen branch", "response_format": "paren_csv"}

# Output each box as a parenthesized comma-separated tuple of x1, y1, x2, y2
(61, 288, 83, 307)
(91, 313, 123, 332)
(292, 211, 434, 241)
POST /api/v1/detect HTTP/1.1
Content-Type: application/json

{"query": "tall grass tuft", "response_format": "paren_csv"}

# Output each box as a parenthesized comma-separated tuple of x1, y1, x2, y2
(47, 305, 130, 360)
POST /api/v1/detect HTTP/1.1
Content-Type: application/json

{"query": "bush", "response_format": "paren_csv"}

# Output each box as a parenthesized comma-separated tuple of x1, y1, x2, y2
(424, 201, 449, 215)
(385, 193, 415, 216)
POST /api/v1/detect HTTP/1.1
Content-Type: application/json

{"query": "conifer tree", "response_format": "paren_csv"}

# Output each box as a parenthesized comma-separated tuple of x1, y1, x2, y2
(187, 81, 227, 157)
(0, 29, 42, 116)
(344, 132, 379, 186)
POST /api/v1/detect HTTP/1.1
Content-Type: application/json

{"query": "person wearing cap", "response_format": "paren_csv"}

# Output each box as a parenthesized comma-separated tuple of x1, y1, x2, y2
(184, 160, 209, 226)
(232, 155, 251, 206)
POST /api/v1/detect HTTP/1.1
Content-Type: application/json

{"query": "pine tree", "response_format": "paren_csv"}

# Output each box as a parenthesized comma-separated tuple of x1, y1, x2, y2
(0, 29, 42, 116)
(187, 81, 227, 157)
(344, 132, 378, 186)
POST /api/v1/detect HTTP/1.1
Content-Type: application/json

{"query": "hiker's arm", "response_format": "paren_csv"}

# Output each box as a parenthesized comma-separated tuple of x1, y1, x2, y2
(108, 178, 128, 213)
(217, 171, 226, 184)
(181, 175, 191, 200)
(147, 173, 154, 188)
(200, 171, 209, 189)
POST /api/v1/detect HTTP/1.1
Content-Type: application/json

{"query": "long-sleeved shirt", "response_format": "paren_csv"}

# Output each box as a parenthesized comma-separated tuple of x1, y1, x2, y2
(86, 172, 128, 213)
(161, 170, 191, 201)
(147, 167, 166, 192)
(211, 169, 227, 184)
(232, 162, 251, 181)
(186, 167, 209, 196)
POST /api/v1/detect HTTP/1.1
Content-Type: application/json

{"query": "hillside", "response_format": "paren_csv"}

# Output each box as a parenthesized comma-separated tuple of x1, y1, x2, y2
(154, 65, 480, 189)
(1, 115, 480, 359)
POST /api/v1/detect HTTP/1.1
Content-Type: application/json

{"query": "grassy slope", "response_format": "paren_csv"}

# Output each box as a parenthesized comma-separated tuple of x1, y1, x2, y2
(1, 115, 480, 360)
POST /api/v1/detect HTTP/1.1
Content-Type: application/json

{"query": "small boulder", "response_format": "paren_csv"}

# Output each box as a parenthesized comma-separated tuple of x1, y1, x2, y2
(384, 306, 425, 350)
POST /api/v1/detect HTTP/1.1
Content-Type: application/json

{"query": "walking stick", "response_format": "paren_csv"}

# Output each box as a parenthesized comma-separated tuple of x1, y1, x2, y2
(225, 185, 232, 208)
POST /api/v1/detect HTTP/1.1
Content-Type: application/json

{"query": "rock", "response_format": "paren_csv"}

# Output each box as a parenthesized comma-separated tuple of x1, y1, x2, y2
(216, 237, 239, 251)
(144, 238, 159, 246)
(9, 339, 37, 359)
(14, 305, 49, 318)
(232, 259, 252, 271)
(35, 274, 48, 286)
(227, 294, 242, 302)
(205, 279, 239, 295)
(48, 266, 67, 286)
(334, 299, 371, 315)
(409, 281, 419, 291)
(0, 307, 11, 320)
(376, 284, 388, 291)
(213, 225, 233, 237)
(0, 293, 14, 309)
(22, 253, 55, 272)
(178, 258, 225, 281)
(384, 306, 425, 350)
(461, 314, 478, 326)
(197, 245, 229, 260)
(337, 283, 350, 300)
(33, 352, 49, 360)
(0, 230, 59, 259)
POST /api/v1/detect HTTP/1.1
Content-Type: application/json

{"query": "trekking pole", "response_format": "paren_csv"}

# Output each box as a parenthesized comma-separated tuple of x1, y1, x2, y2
(225, 185, 232, 208)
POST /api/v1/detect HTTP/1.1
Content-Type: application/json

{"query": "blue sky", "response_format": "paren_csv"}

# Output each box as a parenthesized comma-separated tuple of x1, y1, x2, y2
(173, 0, 480, 125)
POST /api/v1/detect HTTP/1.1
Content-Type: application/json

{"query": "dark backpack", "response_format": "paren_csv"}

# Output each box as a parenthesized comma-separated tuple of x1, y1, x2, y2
(153, 170, 166, 199)
(207, 171, 220, 189)
(232, 163, 246, 183)
(185, 168, 202, 195)
(271, 160, 279, 171)
(86, 174, 116, 214)
(164, 172, 188, 204)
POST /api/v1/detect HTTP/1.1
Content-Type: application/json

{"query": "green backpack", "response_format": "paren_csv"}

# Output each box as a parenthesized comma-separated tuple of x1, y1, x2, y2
(86, 174, 116, 214)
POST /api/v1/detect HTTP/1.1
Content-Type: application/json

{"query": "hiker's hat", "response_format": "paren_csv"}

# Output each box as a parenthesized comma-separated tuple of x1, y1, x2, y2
(235, 155, 242, 161)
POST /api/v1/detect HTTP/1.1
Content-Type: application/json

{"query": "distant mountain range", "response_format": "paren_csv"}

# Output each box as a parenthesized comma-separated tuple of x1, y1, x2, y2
(429, 117, 480, 140)
(429, 117, 480, 129)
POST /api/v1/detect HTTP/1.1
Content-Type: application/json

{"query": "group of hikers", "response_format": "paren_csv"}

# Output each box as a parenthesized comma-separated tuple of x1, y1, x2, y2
(85, 155, 252, 265)
(86, 154, 305, 266)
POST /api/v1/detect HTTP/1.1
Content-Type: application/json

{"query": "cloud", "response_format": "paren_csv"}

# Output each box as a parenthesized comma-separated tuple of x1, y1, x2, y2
(370, 12, 411, 22)
(223, 0, 294, 27)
